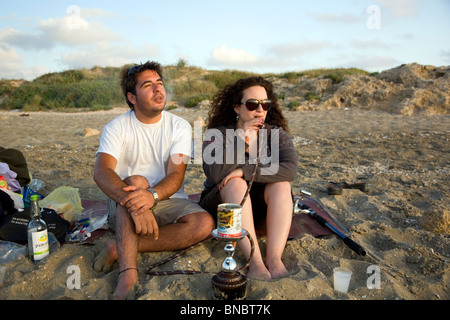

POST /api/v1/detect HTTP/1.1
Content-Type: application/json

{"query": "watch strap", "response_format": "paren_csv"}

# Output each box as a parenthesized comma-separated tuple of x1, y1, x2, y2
(148, 188, 159, 209)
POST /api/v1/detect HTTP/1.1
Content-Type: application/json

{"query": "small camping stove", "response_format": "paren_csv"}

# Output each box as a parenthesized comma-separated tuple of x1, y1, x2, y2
(211, 229, 253, 300)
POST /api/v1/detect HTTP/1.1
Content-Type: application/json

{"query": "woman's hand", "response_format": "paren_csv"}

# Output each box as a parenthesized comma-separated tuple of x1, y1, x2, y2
(242, 118, 264, 141)
(218, 168, 244, 191)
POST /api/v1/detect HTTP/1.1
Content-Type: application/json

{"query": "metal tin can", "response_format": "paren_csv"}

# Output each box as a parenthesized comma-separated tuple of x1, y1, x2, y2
(217, 203, 242, 238)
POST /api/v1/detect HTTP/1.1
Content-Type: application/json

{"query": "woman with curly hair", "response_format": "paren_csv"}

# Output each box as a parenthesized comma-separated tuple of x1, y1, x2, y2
(199, 76, 298, 280)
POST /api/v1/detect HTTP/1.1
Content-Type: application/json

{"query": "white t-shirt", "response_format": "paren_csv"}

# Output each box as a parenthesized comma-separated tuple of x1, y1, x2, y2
(96, 110, 192, 199)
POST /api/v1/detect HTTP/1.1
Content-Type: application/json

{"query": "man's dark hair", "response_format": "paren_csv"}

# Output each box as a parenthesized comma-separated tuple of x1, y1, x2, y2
(120, 61, 163, 110)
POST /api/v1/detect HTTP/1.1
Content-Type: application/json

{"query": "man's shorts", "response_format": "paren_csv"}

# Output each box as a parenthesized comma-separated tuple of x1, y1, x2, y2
(107, 197, 207, 231)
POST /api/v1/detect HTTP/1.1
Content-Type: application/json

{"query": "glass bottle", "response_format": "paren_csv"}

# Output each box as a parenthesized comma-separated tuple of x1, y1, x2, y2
(27, 195, 49, 262)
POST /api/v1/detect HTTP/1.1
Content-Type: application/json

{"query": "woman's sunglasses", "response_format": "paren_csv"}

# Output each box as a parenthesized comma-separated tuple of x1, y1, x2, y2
(241, 99, 272, 111)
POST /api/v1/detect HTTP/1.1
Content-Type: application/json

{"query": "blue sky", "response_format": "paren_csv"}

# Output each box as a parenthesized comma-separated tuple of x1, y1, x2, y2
(1, 0, 449, 80)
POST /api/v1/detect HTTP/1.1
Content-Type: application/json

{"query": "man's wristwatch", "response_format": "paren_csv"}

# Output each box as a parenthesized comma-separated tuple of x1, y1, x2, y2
(148, 188, 159, 209)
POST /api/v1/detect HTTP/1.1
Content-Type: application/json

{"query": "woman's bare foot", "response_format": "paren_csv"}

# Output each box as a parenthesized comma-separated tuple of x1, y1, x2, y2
(94, 239, 118, 273)
(246, 259, 272, 280)
(266, 258, 289, 279)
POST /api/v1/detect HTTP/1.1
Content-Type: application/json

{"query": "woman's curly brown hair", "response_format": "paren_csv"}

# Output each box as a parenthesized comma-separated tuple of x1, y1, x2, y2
(206, 76, 289, 132)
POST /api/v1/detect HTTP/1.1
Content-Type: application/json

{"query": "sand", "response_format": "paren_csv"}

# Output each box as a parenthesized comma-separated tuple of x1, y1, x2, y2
(0, 106, 449, 301)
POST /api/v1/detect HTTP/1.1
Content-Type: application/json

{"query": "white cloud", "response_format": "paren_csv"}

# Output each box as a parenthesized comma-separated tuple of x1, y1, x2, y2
(0, 9, 120, 50)
(60, 43, 160, 69)
(374, 0, 420, 18)
(351, 38, 393, 49)
(208, 45, 258, 67)
(395, 33, 415, 40)
(313, 13, 360, 23)
(0, 5, 165, 79)
(20, 66, 52, 81)
(207, 40, 337, 72)
(39, 15, 120, 46)
(440, 50, 450, 63)
(266, 40, 331, 58)
(344, 54, 400, 71)
(0, 27, 54, 50)
(0, 43, 21, 62)
(0, 43, 50, 80)
(79, 7, 116, 19)
(0, 44, 22, 79)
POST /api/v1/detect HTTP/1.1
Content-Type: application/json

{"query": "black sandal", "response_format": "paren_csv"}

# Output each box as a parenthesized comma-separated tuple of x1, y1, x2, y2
(342, 181, 368, 193)
(327, 181, 368, 195)
(327, 182, 343, 195)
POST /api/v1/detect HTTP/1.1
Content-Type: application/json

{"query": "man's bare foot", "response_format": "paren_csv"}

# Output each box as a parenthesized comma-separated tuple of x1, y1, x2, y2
(94, 239, 118, 273)
(114, 268, 138, 300)
(267, 259, 289, 279)
(246, 260, 272, 280)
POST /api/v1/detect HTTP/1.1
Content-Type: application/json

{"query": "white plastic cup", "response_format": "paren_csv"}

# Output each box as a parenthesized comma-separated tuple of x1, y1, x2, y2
(333, 267, 352, 293)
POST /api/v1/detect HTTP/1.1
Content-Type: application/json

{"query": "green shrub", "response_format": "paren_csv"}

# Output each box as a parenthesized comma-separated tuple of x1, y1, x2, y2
(204, 70, 257, 89)
(176, 58, 188, 69)
(0, 80, 22, 96)
(304, 91, 321, 101)
(172, 79, 217, 100)
(276, 68, 368, 83)
(0, 65, 369, 111)
(185, 94, 211, 108)
(287, 101, 300, 109)
(322, 68, 368, 84)
(166, 104, 178, 111)
(280, 72, 302, 82)
(0, 72, 123, 110)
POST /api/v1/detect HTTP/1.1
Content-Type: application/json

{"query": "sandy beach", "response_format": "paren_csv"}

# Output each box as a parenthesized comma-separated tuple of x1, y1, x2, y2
(0, 105, 448, 301)
(0, 64, 449, 302)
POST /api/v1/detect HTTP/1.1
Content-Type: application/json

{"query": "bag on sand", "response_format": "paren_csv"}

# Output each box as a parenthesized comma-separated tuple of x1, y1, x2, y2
(0, 206, 70, 244)
(0, 147, 31, 187)
(38, 186, 83, 224)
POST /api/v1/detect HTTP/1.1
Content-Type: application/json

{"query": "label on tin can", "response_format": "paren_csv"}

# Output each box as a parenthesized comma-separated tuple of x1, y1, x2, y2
(217, 203, 242, 238)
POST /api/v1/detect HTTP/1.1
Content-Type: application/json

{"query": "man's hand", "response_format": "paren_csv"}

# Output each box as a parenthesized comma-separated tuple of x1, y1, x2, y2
(120, 186, 159, 239)
(120, 185, 156, 216)
(131, 209, 159, 239)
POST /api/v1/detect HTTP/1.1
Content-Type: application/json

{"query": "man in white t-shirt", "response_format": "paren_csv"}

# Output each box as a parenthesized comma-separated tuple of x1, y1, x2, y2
(93, 61, 214, 299)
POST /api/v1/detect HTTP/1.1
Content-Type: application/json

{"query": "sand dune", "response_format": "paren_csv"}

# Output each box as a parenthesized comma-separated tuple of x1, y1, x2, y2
(0, 63, 448, 301)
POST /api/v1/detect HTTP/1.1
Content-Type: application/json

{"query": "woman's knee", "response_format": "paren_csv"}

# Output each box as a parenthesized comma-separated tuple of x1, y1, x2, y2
(223, 177, 247, 191)
(264, 181, 292, 201)
(220, 177, 248, 200)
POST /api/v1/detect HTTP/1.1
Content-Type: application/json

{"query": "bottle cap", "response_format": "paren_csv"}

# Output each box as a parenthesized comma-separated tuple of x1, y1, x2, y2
(30, 195, 39, 201)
